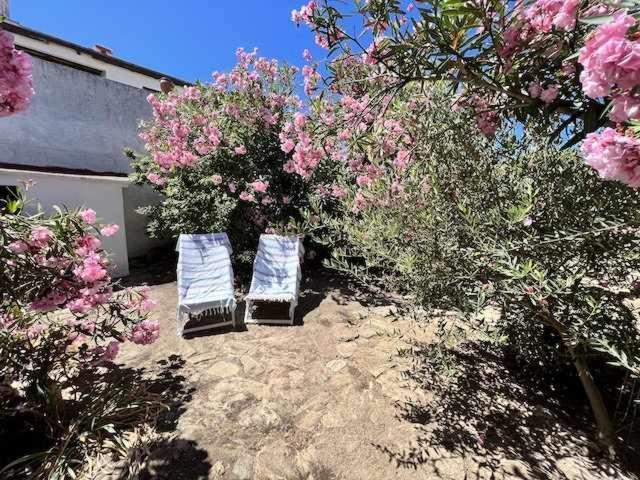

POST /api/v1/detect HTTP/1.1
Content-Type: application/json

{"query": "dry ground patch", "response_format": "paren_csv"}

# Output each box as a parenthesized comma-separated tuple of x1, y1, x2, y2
(88, 270, 638, 480)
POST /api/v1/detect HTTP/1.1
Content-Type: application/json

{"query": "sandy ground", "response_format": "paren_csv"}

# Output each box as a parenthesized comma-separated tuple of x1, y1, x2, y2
(92, 269, 638, 480)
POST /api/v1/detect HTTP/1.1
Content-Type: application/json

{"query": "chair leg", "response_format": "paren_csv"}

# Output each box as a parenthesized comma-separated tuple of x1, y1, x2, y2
(244, 299, 252, 325)
(176, 309, 184, 337)
(289, 303, 296, 326)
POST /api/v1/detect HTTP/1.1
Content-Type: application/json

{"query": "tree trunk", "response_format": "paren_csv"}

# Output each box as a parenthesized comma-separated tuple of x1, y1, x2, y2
(571, 350, 616, 456)
(539, 307, 616, 454)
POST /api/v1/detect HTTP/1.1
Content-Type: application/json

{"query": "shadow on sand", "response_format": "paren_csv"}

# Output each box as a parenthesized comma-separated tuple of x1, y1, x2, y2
(375, 341, 640, 479)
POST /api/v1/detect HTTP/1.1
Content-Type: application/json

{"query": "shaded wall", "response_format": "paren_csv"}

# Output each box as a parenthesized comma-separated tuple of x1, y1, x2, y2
(0, 55, 165, 259)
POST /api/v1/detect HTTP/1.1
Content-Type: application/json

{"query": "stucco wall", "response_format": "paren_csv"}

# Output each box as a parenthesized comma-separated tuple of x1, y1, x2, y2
(0, 55, 167, 260)
(0, 169, 130, 277)
(1, 55, 151, 173)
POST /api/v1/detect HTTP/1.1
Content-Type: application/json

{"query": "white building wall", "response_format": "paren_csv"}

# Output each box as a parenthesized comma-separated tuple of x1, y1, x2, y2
(0, 168, 130, 277)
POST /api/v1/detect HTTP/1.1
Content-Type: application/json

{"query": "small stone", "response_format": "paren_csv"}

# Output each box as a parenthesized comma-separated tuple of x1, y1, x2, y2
(326, 359, 347, 372)
(209, 360, 241, 378)
(238, 401, 283, 431)
(240, 355, 263, 375)
(254, 440, 298, 479)
(359, 327, 378, 339)
(337, 331, 359, 342)
(211, 460, 226, 477)
(337, 343, 357, 358)
(321, 411, 345, 428)
(231, 453, 255, 480)
(356, 310, 369, 320)
(368, 365, 386, 378)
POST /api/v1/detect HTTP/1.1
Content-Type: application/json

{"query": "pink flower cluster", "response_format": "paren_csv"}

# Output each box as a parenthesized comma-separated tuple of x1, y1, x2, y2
(470, 96, 500, 137)
(280, 113, 324, 178)
(291, 1, 317, 25)
(131, 319, 160, 345)
(0, 29, 34, 117)
(141, 48, 299, 188)
(581, 128, 640, 187)
(525, 0, 579, 33)
(579, 12, 640, 104)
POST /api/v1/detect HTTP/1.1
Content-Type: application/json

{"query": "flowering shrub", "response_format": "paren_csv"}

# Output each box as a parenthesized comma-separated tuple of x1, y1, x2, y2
(288, 68, 640, 450)
(291, 0, 640, 188)
(0, 201, 159, 476)
(130, 49, 319, 260)
(280, 0, 640, 450)
(0, 28, 33, 116)
(1, 204, 159, 388)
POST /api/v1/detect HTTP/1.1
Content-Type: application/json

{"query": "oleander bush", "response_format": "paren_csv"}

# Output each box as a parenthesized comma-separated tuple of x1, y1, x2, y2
(0, 196, 160, 478)
(129, 49, 329, 263)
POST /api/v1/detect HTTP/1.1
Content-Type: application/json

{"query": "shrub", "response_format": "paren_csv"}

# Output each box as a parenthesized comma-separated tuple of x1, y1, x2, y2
(130, 49, 317, 262)
(294, 79, 640, 449)
(0, 194, 160, 478)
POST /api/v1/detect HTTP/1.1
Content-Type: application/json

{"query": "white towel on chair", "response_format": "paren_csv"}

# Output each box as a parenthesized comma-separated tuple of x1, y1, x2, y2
(246, 235, 303, 303)
(177, 234, 235, 314)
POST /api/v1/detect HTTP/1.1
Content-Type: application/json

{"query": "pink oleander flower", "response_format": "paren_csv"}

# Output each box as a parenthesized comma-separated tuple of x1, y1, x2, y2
(67, 297, 94, 314)
(294, 112, 306, 129)
(30, 297, 57, 312)
(579, 12, 640, 99)
(291, 1, 317, 25)
(228, 182, 237, 193)
(261, 195, 274, 205)
(100, 224, 119, 237)
(554, 0, 579, 31)
(281, 138, 296, 153)
(76, 234, 101, 255)
(282, 195, 291, 204)
(103, 341, 120, 361)
(609, 94, 640, 123)
(239, 191, 255, 202)
(234, 145, 247, 155)
(131, 319, 160, 345)
(471, 95, 500, 137)
(302, 48, 313, 62)
(8, 240, 28, 254)
(249, 180, 269, 193)
(525, 0, 579, 33)
(147, 172, 167, 186)
(79, 208, 97, 224)
(31, 226, 54, 246)
(0, 29, 34, 116)
(394, 150, 411, 171)
(331, 185, 348, 199)
(356, 175, 373, 187)
(211, 174, 223, 185)
(27, 323, 45, 340)
(581, 128, 640, 187)
(74, 252, 108, 283)
(407, 3, 414, 13)
(540, 85, 559, 104)
(140, 297, 158, 312)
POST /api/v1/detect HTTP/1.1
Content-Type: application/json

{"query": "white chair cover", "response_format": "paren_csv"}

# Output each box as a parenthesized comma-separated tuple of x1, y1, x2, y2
(176, 233, 236, 335)
(245, 235, 303, 325)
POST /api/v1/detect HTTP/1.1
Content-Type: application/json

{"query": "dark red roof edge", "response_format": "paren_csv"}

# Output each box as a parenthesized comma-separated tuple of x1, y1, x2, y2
(1, 21, 192, 87)
(0, 162, 129, 178)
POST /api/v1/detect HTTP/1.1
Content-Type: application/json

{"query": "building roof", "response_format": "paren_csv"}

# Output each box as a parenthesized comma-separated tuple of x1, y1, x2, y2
(1, 21, 191, 87)
(0, 162, 128, 179)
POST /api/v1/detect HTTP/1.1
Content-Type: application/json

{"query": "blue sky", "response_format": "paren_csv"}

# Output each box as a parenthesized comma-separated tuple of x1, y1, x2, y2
(11, 1, 321, 83)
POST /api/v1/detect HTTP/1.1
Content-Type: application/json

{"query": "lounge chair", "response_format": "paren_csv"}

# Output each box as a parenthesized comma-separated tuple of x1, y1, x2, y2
(244, 234, 304, 326)
(176, 233, 236, 336)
